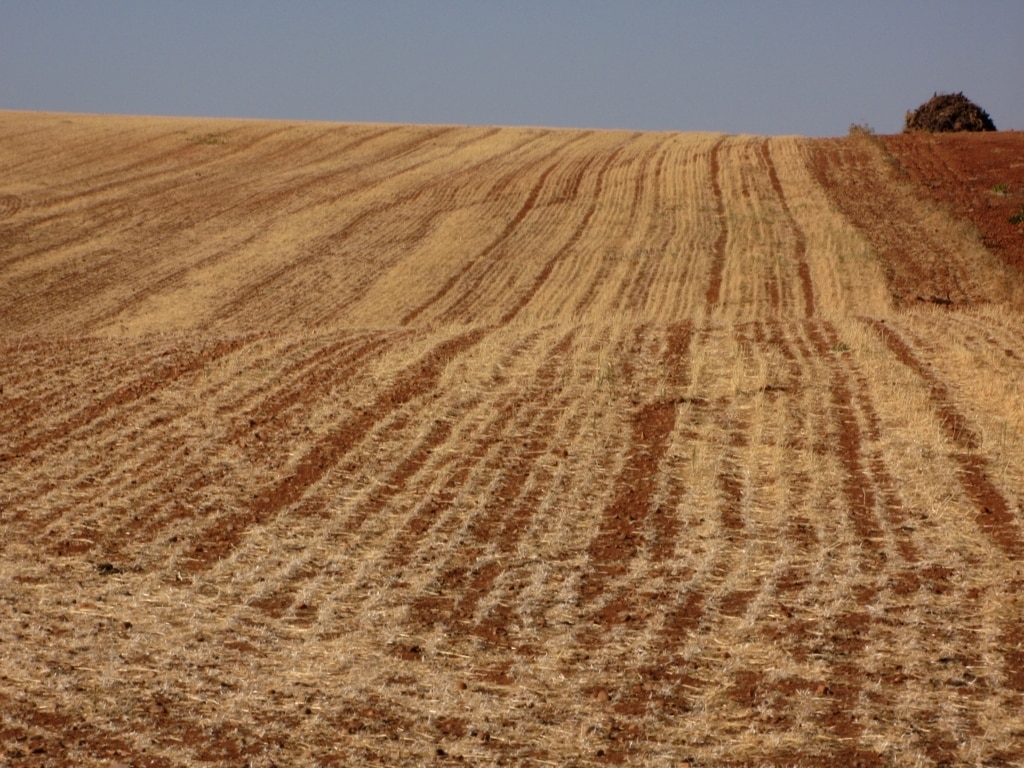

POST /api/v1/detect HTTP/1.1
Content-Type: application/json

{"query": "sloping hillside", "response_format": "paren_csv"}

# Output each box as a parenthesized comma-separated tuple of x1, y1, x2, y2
(2, 112, 1022, 767)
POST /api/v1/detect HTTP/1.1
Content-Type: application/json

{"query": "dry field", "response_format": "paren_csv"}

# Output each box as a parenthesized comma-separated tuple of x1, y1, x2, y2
(1, 112, 1023, 767)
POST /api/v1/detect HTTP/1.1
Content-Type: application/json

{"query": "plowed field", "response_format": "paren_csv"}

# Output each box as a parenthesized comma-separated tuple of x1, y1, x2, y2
(2, 112, 1023, 767)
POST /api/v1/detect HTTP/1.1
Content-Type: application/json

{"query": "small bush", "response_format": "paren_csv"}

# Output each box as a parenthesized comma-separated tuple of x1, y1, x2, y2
(904, 92, 996, 133)
(848, 122, 876, 137)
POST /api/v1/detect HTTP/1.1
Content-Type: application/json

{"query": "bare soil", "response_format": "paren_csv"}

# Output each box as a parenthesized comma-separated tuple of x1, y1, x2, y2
(881, 131, 1024, 273)
(807, 131, 1024, 307)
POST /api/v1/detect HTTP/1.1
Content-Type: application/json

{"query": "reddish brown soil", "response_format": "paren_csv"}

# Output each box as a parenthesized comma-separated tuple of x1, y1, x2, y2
(881, 131, 1024, 272)
(808, 131, 1024, 307)
(703, 138, 729, 310)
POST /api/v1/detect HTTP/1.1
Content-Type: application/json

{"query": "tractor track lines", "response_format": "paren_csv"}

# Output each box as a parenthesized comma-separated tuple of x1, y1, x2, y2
(404, 134, 604, 326)
(378, 337, 548, 569)
(495, 143, 633, 325)
(70, 129, 430, 332)
(464, 150, 606, 324)
(576, 325, 660, 601)
(34, 361, 299, 558)
(120, 128, 520, 333)
(866, 318, 1023, 557)
(657, 332, 754, 597)
(0, 124, 296, 251)
(703, 138, 730, 312)
(3, 335, 250, 464)
(82, 333, 409, 561)
(657, 145, 719, 323)
(288, 130, 557, 328)
(760, 139, 816, 319)
(253, 338, 557, 634)
(395, 132, 591, 326)
(607, 140, 671, 310)
(196, 127, 520, 331)
(820, 323, 920, 563)
(1, 247, 132, 333)
(808, 317, 924, 567)
(0, 337, 149, 449)
(581, 396, 677, 604)
(806, 321, 886, 554)
(616, 142, 679, 316)
(647, 323, 694, 562)
(570, 326, 737, 718)
(184, 326, 489, 570)
(402, 331, 576, 638)
(620, 320, 885, 747)
(568, 136, 674, 319)
(232, 331, 549, 626)
(762, 319, 821, 595)
(226, 332, 402, 447)
(1, 126, 450, 332)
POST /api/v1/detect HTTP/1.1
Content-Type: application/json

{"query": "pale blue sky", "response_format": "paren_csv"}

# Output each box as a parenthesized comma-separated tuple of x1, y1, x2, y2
(1, 1, 1021, 136)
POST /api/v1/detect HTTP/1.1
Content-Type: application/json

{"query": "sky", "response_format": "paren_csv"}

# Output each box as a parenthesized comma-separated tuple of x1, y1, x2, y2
(1, 1, 1021, 137)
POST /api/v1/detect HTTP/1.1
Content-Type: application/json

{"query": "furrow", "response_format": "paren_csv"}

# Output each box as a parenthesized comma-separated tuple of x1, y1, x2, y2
(865, 318, 1023, 556)
(606, 138, 674, 316)
(377, 335, 546, 574)
(647, 323, 694, 561)
(237, 330, 548, 629)
(818, 322, 920, 563)
(90, 333, 406, 562)
(576, 326, 660, 603)
(582, 397, 677, 606)
(654, 142, 720, 324)
(4, 336, 250, 462)
(310, 130, 556, 329)
(0, 122, 301, 274)
(763, 319, 824, 597)
(703, 138, 729, 313)
(197, 127, 503, 331)
(507, 135, 661, 323)
(225, 332, 398, 447)
(183, 126, 516, 333)
(0, 337, 154, 450)
(496, 143, 633, 325)
(398, 133, 591, 326)
(806, 320, 886, 554)
(760, 139, 816, 319)
(436, 135, 629, 326)
(183, 326, 489, 570)
(402, 331, 576, 637)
